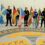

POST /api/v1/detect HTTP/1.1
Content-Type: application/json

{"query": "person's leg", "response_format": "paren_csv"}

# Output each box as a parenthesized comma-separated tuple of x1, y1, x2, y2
(9, 17, 12, 26)
(26, 16, 29, 26)
(41, 19, 43, 27)
(15, 15, 19, 26)
(24, 15, 27, 26)
(35, 18, 38, 28)
(34, 19, 36, 28)
(25, 20, 27, 26)
(15, 16, 17, 26)
(24, 19, 26, 26)
(44, 20, 45, 28)
(6, 17, 8, 26)
(33, 18, 35, 28)
(14, 15, 16, 25)
(25, 16, 29, 26)
(44, 20, 45, 31)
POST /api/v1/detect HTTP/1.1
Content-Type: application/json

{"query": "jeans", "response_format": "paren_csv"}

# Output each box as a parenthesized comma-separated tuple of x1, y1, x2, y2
(33, 18, 38, 28)
(41, 19, 45, 28)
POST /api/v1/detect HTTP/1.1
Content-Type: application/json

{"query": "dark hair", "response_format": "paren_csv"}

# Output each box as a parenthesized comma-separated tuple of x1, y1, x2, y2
(44, 8, 45, 11)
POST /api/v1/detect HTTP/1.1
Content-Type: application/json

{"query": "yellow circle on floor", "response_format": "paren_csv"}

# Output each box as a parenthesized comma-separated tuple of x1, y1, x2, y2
(36, 37, 45, 45)
(0, 37, 32, 45)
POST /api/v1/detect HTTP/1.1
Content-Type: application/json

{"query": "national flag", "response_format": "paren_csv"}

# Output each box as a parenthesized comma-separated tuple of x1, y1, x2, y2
(1, 4, 7, 15)
(18, 8, 25, 28)
(0, 5, 5, 24)
(0, 15, 4, 24)
(20, 8, 25, 18)
(1, 4, 4, 11)
(2, 9, 8, 15)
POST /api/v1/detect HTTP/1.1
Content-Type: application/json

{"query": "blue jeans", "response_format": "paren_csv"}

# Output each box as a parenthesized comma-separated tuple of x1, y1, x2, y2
(33, 18, 38, 28)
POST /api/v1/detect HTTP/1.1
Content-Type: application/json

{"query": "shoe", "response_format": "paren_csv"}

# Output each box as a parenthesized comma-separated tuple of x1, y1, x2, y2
(5, 25, 8, 26)
(15, 24, 17, 26)
(10, 25, 12, 26)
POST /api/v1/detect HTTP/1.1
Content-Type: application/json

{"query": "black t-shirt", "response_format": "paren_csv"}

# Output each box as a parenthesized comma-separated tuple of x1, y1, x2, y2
(24, 10, 29, 20)
(24, 10, 29, 16)
(6, 9, 12, 17)
(42, 11, 45, 19)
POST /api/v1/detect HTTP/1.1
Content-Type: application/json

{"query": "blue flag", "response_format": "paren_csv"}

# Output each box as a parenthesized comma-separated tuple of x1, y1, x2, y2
(1, 4, 4, 11)
(20, 8, 25, 17)
(1, 4, 7, 15)
(2, 9, 8, 15)
(0, 15, 4, 24)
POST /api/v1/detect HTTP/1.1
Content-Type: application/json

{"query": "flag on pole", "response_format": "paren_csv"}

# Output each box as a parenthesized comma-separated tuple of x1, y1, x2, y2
(18, 8, 25, 28)
(1, 4, 7, 15)
(2, 9, 7, 15)
(0, 15, 4, 24)
(1, 4, 4, 11)
(0, 4, 7, 24)
(20, 8, 25, 18)
(0, 5, 5, 24)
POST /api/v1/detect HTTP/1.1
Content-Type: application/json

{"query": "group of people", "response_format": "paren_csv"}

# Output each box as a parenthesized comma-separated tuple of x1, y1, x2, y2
(5, 6, 29, 27)
(5, 6, 19, 26)
(3, 6, 45, 28)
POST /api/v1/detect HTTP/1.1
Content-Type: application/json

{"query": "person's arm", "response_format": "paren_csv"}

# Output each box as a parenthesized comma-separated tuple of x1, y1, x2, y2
(24, 10, 26, 16)
(41, 11, 43, 16)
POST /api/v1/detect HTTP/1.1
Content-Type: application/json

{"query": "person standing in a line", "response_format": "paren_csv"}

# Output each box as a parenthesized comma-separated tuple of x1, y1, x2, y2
(41, 8, 45, 28)
(28, 7, 34, 26)
(15, 8, 20, 26)
(24, 7, 29, 26)
(33, 9, 38, 28)
(13, 6, 17, 25)
(6, 6, 12, 26)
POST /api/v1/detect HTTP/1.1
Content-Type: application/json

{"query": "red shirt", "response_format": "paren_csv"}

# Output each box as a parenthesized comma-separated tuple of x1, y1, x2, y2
(13, 9, 17, 15)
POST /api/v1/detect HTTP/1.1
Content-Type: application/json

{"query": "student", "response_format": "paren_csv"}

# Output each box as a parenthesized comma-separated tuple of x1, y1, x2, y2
(30, 7, 34, 17)
(28, 7, 34, 26)
(24, 7, 29, 26)
(6, 6, 12, 26)
(41, 8, 45, 28)
(13, 6, 17, 25)
(33, 9, 38, 28)
(15, 8, 20, 26)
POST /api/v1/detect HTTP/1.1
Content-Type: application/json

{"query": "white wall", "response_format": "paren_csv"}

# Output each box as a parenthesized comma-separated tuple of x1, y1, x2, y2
(0, 0, 45, 10)
(0, 0, 45, 22)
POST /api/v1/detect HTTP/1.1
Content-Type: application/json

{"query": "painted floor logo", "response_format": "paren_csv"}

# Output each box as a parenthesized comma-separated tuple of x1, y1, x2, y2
(0, 32, 45, 45)
(0, 37, 32, 45)
(36, 37, 45, 45)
